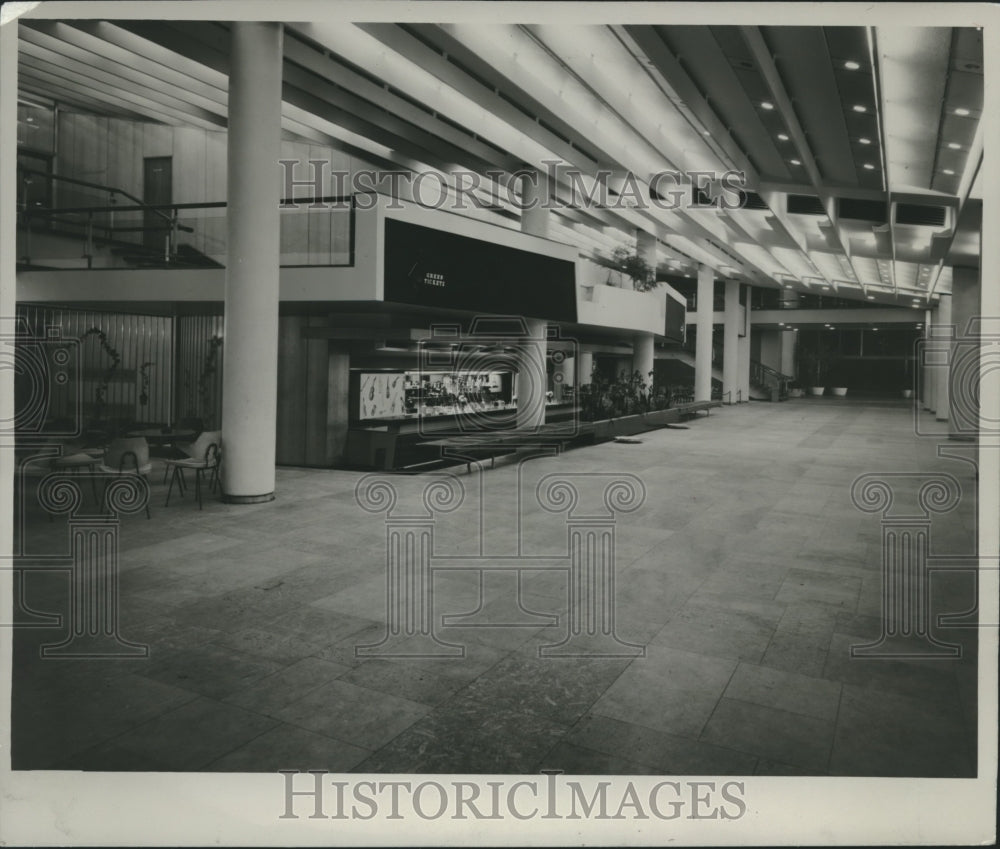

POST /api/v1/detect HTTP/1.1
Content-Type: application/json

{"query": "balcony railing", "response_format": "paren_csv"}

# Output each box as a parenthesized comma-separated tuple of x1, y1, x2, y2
(16, 168, 355, 271)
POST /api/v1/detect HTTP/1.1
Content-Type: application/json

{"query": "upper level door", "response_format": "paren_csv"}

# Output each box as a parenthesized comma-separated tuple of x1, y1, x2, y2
(143, 156, 172, 254)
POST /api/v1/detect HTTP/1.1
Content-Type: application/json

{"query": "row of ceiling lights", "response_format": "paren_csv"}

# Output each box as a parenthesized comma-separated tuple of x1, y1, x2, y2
(760, 59, 972, 177)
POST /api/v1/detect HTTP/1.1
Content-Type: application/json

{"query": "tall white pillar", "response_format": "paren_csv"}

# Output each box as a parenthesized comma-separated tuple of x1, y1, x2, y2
(632, 333, 655, 388)
(695, 264, 714, 402)
(738, 312, 751, 402)
(520, 169, 550, 238)
(722, 279, 740, 403)
(922, 308, 934, 411)
(517, 318, 548, 430)
(555, 353, 574, 403)
(577, 350, 594, 386)
(780, 329, 796, 377)
(949, 267, 980, 437)
(935, 293, 952, 423)
(221, 22, 283, 503)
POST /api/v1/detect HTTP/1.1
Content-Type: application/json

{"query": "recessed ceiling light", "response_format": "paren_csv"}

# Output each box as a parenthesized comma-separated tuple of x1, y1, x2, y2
(947, 142, 961, 150)
(867, 295, 875, 300)
(873, 327, 879, 331)
(761, 101, 775, 110)
(790, 159, 801, 165)
(859, 137, 872, 145)
(954, 107, 970, 116)
(863, 163, 875, 170)
(779, 322, 785, 326)
(844, 60, 861, 70)
(777, 133, 790, 142)
(943, 169, 955, 175)
(852, 104, 867, 113)
(702, 129, 711, 135)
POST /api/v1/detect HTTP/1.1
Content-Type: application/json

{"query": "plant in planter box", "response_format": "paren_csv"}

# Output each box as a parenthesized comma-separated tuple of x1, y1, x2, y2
(610, 247, 661, 293)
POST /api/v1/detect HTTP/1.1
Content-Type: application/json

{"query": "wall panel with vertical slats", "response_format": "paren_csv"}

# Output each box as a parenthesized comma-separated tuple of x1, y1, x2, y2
(16, 304, 174, 428)
(175, 314, 224, 430)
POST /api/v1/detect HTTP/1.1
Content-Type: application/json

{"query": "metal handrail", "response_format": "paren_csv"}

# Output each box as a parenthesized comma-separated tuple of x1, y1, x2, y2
(19, 167, 177, 227)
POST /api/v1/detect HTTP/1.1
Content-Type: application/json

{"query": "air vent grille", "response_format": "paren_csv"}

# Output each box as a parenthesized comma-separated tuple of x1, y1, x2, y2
(739, 191, 769, 211)
(896, 203, 947, 227)
(839, 198, 888, 223)
(787, 194, 825, 215)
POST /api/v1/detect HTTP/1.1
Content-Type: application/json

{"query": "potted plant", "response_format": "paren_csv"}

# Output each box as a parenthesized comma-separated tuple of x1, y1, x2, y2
(901, 356, 914, 399)
(828, 360, 848, 397)
(610, 247, 661, 293)
(799, 350, 825, 396)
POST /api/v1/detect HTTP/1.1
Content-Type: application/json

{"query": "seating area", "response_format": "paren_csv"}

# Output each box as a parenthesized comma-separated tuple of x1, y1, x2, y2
(25, 425, 222, 516)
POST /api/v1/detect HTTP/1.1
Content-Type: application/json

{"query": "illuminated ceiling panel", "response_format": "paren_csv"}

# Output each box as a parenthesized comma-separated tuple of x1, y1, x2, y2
(876, 27, 951, 191)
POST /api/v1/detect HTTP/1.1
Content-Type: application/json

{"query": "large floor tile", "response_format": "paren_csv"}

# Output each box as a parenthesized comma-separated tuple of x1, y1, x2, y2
(205, 724, 371, 773)
(355, 698, 570, 774)
(700, 697, 835, 773)
(63, 697, 280, 771)
(590, 646, 736, 738)
(274, 679, 431, 751)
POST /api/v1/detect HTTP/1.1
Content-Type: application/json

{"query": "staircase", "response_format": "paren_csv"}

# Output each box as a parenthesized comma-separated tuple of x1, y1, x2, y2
(661, 343, 792, 402)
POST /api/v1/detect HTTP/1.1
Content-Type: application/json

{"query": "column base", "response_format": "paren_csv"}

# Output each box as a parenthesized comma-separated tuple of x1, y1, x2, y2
(355, 631, 465, 658)
(539, 631, 646, 658)
(41, 633, 149, 659)
(850, 633, 961, 660)
(222, 492, 275, 504)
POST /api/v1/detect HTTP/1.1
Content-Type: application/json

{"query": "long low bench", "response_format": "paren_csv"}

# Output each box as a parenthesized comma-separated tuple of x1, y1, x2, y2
(673, 399, 723, 418)
(422, 424, 589, 473)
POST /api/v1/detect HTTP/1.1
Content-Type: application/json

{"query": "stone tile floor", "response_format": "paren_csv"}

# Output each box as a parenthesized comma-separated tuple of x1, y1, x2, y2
(9, 399, 980, 775)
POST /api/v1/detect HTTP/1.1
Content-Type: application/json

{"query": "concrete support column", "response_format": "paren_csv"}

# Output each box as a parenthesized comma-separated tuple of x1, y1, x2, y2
(577, 350, 594, 387)
(221, 22, 283, 503)
(632, 332, 655, 387)
(695, 264, 714, 402)
(520, 169, 550, 238)
(516, 318, 548, 430)
(780, 329, 797, 378)
(722, 279, 740, 403)
(922, 309, 935, 411)
(935, 294, 952, 423)
(950, 266, 980, 437)
(738, 313, 751, 402)
(554, 353, 574, 403)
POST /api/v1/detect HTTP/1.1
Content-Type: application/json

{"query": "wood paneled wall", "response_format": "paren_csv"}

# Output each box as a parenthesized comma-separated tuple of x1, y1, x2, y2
(276, 314, 344, 467)
(175, 315, 225, 429)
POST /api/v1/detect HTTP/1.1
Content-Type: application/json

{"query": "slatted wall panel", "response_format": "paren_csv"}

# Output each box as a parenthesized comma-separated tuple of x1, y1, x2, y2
(175, 315, 225, 429)
(16, 304, 174, 426)
(276, 314, 330, 466)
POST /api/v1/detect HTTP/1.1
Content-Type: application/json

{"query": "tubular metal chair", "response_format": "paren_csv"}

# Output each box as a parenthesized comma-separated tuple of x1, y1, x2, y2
(97, 437, 152, 519)
(163, 430, 221, 510)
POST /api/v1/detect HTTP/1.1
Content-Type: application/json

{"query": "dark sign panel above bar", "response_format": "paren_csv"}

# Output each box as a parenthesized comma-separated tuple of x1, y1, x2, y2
(383, 219, 578, 323)
(664, 296, 686, 343)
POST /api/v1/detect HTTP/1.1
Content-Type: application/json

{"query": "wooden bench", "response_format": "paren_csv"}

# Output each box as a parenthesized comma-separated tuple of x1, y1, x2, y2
(423, 425, 585, 473)
(672, 399, 722, 419)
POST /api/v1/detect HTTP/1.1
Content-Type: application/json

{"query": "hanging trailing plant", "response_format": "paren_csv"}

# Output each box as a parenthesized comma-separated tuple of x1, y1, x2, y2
(198, 336, 224, 426)
(82, 326, 121, 423)
(138, 361, 154, 406)
(611, 246, 661, 293)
